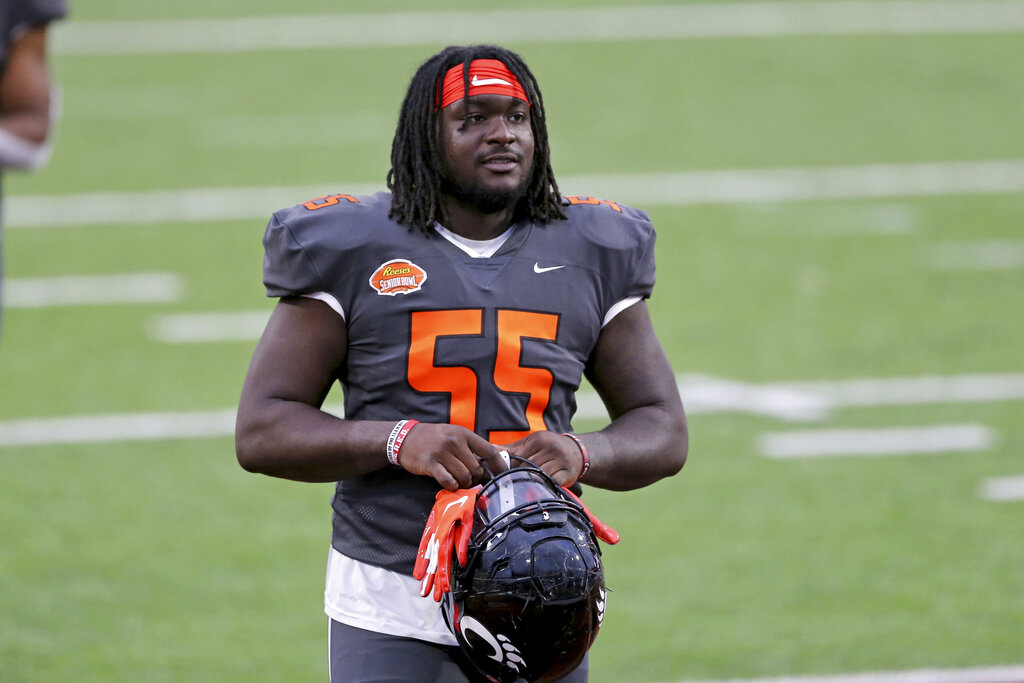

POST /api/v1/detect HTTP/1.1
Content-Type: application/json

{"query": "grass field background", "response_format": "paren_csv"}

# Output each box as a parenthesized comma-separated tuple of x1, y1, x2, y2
(1, 2, 1022, 681)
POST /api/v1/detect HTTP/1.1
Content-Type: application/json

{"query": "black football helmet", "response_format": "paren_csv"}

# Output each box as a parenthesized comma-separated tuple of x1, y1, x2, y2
(441, 459, 608, 683)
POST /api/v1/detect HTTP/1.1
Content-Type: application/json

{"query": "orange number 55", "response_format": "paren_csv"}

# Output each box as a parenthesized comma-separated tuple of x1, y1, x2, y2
(408, 309, 559, 442)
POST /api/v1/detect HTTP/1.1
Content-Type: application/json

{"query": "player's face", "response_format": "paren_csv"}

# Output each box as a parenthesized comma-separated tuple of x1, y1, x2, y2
(437, 94, 535, 214)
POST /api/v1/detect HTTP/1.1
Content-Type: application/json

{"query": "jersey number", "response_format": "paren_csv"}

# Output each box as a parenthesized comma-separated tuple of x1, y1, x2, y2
(408, 309, 558, 443)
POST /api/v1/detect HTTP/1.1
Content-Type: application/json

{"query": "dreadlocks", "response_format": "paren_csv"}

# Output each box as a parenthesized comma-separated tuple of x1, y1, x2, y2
(387, 45, 566, 234)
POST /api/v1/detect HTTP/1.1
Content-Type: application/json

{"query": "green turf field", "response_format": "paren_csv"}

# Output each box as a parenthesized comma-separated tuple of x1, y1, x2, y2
(2, 2, 1022, 681)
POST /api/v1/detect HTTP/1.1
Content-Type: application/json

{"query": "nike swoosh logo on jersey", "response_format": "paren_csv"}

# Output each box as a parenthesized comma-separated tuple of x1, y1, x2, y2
(472, 74, 513, 87)
(534, 263, 565, 274)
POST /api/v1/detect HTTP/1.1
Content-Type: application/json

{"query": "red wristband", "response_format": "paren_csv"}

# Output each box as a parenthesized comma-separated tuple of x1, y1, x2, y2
(563, 433, 590, 481)
(387, 419, 419, 466)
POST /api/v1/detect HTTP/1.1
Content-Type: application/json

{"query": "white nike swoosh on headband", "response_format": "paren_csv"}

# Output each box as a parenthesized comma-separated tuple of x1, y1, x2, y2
(471, 74, 512, 87)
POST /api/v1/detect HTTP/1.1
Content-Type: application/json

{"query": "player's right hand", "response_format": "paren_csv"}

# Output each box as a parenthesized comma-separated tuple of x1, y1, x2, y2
(399, 423, 507, 490)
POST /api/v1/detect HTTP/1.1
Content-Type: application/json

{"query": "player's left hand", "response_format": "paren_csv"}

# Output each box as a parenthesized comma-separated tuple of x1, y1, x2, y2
(502, 431, 584, 487)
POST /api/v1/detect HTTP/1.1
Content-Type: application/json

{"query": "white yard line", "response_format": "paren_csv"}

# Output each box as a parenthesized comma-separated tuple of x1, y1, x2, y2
(0, 410, 238, 446)
(775, 374, 1024, 410)
(148, 310, 271, 343)
(5, 183, 381, 229)
(928, 239, 1024, 271)
(675, 373, 834, 421)
(671, 664, 1024, 683)
(979, 475, 1024, 501)
(2, 373, 1022, 447)
(8, 161, 1024, 229)
(680, 373, 1024, 421)
(757, 423, 995, 459)
(4, 273, 183, 308)
(52, 2, 1024, 55)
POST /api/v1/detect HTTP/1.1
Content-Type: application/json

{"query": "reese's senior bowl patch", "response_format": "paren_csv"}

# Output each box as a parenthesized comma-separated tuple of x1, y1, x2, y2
(369, 259, 428, 296)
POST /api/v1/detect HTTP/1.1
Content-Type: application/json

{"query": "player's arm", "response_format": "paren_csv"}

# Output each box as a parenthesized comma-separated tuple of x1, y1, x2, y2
(508, 300, 687, 490)
(580, 300, 687, 490)
(0, 25, 57, 168)
(235, 296, 504, 488)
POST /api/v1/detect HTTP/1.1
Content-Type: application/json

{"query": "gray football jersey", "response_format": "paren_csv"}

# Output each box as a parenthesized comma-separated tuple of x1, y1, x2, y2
(263, 191, 656, 572)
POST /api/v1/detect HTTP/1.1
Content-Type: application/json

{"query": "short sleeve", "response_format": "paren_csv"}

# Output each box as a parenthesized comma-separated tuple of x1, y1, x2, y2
(262, 213, 326, 298)
(626, 215, 656, 300)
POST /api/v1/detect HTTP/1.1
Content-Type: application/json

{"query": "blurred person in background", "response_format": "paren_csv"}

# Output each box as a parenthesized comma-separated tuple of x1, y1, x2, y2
(0, 0, 66, 339)
(236, 44, 687, 682)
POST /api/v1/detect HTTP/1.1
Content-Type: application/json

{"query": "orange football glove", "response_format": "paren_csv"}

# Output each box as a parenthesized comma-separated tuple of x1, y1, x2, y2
(413, 486, 480, 601)
(561, 486, 620, 545)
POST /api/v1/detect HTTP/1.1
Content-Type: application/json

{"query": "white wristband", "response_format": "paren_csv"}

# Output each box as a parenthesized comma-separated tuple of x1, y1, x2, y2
(386, 419, 419, 466)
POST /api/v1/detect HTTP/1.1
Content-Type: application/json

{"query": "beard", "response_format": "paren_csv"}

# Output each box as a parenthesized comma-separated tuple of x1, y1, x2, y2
(440, 173, 532, 215)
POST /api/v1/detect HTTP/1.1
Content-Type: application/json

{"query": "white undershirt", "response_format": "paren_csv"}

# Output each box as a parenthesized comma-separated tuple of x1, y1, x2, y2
(433, 222, 515, 258)
(324, 547, 456, 644)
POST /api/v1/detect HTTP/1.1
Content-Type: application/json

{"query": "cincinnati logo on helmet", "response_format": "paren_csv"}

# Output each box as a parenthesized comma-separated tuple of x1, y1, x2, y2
(369, 259, 427, 296)
(458, 616, 526, 677)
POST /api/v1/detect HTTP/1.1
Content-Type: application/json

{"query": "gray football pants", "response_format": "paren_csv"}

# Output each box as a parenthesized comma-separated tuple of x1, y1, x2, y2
(329, 619, 588, 683)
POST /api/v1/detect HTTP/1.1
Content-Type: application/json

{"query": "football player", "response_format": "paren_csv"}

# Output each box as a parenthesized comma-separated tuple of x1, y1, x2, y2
(236, 44, 688, 682)
(0, 0, 66, 338)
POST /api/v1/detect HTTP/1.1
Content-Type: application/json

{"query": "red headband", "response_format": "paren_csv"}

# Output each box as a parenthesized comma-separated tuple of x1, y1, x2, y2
(437, 59, 530, 110)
